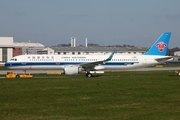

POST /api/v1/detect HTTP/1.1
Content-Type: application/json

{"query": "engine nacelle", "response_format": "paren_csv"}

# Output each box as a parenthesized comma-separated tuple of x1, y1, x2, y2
(94, 65, 105, 70)
(64, 65, 82, 75)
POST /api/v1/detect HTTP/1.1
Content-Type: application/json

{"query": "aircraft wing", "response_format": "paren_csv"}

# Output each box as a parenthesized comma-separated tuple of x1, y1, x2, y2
(80, 50, 116, 69)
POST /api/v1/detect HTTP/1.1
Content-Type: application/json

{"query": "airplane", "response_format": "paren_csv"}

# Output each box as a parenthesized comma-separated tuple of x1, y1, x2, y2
(5, 32, 173, 77)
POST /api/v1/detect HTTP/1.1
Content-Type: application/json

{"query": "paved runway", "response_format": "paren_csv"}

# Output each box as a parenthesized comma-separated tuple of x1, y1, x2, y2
(0, 67, 180, 74)
(120, 67, 180, 71)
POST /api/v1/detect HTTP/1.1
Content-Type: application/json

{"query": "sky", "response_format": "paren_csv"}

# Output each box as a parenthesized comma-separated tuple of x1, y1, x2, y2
(0, 0, 180, 48)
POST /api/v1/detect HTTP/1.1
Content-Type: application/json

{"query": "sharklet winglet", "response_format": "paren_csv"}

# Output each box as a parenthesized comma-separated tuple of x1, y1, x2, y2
(106, 50, 116, 61)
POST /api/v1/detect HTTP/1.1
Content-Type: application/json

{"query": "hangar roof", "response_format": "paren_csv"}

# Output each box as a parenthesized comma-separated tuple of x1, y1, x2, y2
(0, 37, 14, 47)
(50, 46, 148, 52)
(14, 42, 45, 47)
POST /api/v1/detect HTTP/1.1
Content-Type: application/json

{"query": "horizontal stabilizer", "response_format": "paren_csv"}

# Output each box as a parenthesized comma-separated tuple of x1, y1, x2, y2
(155, 56, 173, 62)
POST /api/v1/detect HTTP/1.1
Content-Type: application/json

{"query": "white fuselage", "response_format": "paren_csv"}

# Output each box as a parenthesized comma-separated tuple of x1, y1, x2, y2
(5, 54, 169, 70)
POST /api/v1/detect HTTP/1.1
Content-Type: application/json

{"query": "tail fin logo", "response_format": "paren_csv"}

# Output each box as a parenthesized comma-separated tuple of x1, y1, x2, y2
(156, 42, 167, 52)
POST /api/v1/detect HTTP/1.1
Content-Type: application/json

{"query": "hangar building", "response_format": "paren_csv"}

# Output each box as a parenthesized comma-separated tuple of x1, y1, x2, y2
(0, 37, 13, 64)
(38, 46, 148, 55)
(13, 42, 45, 56)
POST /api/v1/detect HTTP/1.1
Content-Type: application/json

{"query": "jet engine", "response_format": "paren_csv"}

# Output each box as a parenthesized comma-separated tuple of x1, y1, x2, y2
(94, 65, 105, 70)
(64, 65, 82, 75)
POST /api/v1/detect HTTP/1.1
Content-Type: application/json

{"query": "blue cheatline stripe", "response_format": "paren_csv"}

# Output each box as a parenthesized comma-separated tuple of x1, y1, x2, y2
(5, 62, 139, 67)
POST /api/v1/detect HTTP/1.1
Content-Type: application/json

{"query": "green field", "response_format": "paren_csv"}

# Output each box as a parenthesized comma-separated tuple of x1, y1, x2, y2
(0, 71, 180, 120)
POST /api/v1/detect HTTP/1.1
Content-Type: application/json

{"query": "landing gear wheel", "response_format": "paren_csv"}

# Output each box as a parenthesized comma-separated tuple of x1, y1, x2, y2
(16, 74, 20, 78)
(86, 73, 92, 77)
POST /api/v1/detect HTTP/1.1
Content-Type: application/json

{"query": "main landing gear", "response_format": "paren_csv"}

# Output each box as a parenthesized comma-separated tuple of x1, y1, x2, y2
(86, 72, 92, 77)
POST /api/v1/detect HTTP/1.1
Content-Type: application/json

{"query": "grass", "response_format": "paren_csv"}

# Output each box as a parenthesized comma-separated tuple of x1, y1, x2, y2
(0, 66, 8, 70)
(0, 71, 180, 120)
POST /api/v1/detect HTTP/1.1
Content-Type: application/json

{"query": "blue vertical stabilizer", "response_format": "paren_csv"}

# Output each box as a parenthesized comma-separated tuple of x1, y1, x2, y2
(144, 32, 171, 56)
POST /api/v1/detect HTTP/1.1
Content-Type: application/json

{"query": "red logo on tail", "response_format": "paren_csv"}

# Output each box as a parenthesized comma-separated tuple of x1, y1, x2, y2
(156, 42, 167, 52)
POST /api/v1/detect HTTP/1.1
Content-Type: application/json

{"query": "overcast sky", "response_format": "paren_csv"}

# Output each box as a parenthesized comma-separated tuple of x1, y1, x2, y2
(0, 0, 180, 48)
